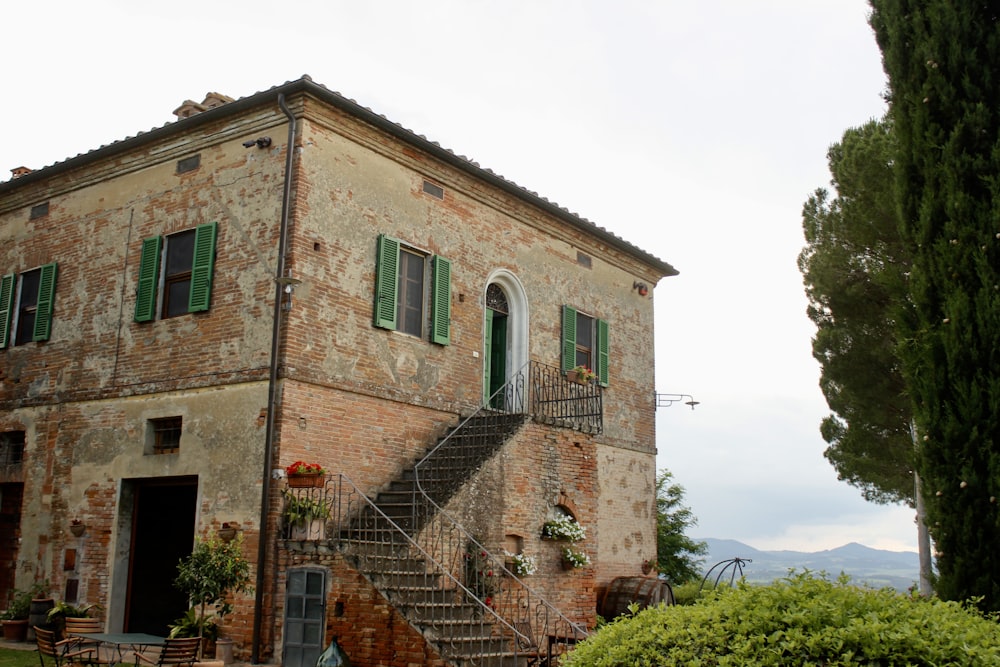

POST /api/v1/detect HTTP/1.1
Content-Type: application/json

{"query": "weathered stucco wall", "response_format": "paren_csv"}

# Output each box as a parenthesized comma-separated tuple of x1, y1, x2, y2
(0, 83, 670, 661)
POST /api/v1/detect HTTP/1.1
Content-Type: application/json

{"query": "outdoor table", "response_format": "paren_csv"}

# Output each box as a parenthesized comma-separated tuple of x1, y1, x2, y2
(71, 632, 167, 667)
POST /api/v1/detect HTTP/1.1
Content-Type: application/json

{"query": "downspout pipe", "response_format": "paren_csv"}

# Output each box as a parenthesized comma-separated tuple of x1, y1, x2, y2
(252, 92, 296, 664)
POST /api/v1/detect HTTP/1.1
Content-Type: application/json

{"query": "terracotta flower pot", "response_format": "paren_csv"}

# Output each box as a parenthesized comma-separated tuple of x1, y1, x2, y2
(2, 619, 28, 642)
(287, 473, 325, 488)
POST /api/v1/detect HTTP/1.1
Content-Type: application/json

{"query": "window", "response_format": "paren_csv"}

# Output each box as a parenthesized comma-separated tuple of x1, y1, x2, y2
(0, 431, 25, 467)
(176, 155, 201, 174)
(149, 417, 182, 454)
(562, 305, 609, 386)
(134, 222, 217, 322)
(373, 234, 451, 344)
(0, 263, 58, 348)
(30, 202, 49, 219)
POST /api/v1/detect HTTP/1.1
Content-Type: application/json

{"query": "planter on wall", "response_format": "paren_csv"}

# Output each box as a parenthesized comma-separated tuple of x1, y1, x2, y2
(290, 519, 325, 541)
(70, 522, 86, 537)
(287, 473, 325, 488)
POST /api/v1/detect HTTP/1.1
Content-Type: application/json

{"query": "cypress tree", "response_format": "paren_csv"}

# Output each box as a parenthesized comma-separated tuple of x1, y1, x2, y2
(869, 1, 1000, 608)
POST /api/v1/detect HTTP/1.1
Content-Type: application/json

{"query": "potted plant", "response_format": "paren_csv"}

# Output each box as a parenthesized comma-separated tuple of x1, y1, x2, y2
(69, 519, 86, 537)
(168, 606, 219, 657)
(541, 515, 586, 542)
(285, 461, 327, 488)
(1, 588, 33, 641)
(504, 552, 537, 577)
(561, 547, 591, 570)
(566, 365, 597, 385)
(46, 600, 99, 637)
(174, 534, 253, 659)
(281, 491, 331, 540)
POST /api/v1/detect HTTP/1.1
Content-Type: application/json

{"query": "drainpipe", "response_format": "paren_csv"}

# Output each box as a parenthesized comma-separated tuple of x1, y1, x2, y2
(252, 93, 296, 664)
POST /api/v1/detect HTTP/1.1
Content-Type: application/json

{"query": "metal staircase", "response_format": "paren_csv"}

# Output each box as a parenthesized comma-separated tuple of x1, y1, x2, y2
(282, 362, 599, 665)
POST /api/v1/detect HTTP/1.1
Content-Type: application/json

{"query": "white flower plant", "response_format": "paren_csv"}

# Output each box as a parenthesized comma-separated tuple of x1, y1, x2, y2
(505, 551, 538, 577)
(561, 547, 591, 569)
(542, 514, 586, 542)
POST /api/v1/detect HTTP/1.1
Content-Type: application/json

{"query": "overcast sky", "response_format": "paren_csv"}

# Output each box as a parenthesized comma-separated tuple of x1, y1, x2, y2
(4, 1, 914, 553)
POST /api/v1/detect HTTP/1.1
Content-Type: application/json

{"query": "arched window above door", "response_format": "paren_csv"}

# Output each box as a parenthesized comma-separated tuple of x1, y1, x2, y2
(486, 283, 509, 314)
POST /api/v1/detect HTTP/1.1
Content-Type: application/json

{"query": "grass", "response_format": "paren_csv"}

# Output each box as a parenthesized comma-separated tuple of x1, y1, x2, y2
(0, 645, 38, 667)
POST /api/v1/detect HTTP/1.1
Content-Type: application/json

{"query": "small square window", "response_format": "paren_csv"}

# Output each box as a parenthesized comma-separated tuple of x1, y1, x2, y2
(150, 417, 182, 454)
(177, 155, 201, 174)
(0, 431, 25, 467)
(30, 202, 49, 219)
(422, 180, 444, 199)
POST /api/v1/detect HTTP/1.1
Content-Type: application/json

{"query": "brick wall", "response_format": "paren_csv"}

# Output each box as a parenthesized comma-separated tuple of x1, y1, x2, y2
(0, 86, 668, 662)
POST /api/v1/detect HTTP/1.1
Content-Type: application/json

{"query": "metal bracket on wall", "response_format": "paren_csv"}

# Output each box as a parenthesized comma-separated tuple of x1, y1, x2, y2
(654, 393, 699, 410)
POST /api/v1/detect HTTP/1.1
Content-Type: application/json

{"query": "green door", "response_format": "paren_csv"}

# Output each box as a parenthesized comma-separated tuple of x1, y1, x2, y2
(283, 569, 327, 667)
(486, 310, 508, 408)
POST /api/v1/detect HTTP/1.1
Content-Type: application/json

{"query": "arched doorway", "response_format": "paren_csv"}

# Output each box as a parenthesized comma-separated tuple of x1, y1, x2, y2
(483, 271, 529, 408)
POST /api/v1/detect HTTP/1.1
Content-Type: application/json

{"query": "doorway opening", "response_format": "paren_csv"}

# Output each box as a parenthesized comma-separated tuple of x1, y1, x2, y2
(282, 568, 327, 667)
(122, 477, 198, 635)
(483, 272, 529, 409)
(0, 482, 24, 605)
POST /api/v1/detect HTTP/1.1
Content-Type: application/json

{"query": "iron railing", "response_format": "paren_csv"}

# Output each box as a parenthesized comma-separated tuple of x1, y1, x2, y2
(409, 361, 592, 661)
(528, 361, 603, 434)
(281, 474, 585, 665)
(279, 361, 599, 664)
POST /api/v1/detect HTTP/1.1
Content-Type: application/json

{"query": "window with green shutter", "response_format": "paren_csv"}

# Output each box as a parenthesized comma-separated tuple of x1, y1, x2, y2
(561, 304, 609, 386)
(0, 273, 15, 349)
(373, 234, 451, 345)
(32, 263, 58, 341)
(0, 263, 58, 348)
(431, 256, 451, 345)
(134, 222, 218, 322)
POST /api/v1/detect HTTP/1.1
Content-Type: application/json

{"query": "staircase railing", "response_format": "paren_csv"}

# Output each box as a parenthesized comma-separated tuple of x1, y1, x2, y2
(286, 473, 568, 665)
(410, 361, 593, 659)
(279, 361, 598, 664)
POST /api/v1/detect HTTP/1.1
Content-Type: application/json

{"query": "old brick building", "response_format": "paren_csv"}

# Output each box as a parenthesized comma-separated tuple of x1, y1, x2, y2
(0, 76, 676, 666)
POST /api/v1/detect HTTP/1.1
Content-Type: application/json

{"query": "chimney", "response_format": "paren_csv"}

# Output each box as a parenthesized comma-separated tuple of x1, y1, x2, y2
(173, 92, 234, 119)
(173, 100, 207, 119)
(10, 166, 32, 179)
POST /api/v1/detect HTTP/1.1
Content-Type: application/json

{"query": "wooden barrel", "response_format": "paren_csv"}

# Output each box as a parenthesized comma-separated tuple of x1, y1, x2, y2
(26, 597, 54, 641)
(599, 577, 674, 619)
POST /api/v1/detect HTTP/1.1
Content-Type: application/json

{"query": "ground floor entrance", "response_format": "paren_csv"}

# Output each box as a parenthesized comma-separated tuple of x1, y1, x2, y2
(122, 477, 197, 635)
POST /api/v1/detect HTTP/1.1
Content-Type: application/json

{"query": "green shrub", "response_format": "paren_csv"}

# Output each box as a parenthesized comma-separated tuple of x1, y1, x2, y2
(563, 572, 1000, 667)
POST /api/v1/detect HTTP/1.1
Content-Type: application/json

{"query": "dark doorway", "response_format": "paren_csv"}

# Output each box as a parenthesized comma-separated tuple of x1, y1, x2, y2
(0, 483, 24, 606)
(124, 477, 197, 634)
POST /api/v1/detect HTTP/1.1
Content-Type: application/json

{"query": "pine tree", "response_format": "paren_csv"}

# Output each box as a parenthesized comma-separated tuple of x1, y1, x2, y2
(800, 117, 914, 506)
(655, 469, 708, 584)
(870, 0, 1000, 608)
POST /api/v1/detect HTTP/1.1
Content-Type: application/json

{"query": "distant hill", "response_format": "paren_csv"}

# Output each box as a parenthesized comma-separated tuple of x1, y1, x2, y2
(697, 538, 919, 592)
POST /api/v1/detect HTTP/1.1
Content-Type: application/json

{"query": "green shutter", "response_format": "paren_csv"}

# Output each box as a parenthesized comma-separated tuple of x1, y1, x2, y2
(188, 221, 217, 312)
(135, 236, 162, 322)
(374, 234, 399, 330)
(430, 255, 451, 345)
(596, 318, 609, 386)
(561, 305, 577, 372)
(32, 263, 58, 341)
(0, 273, 14, 349)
